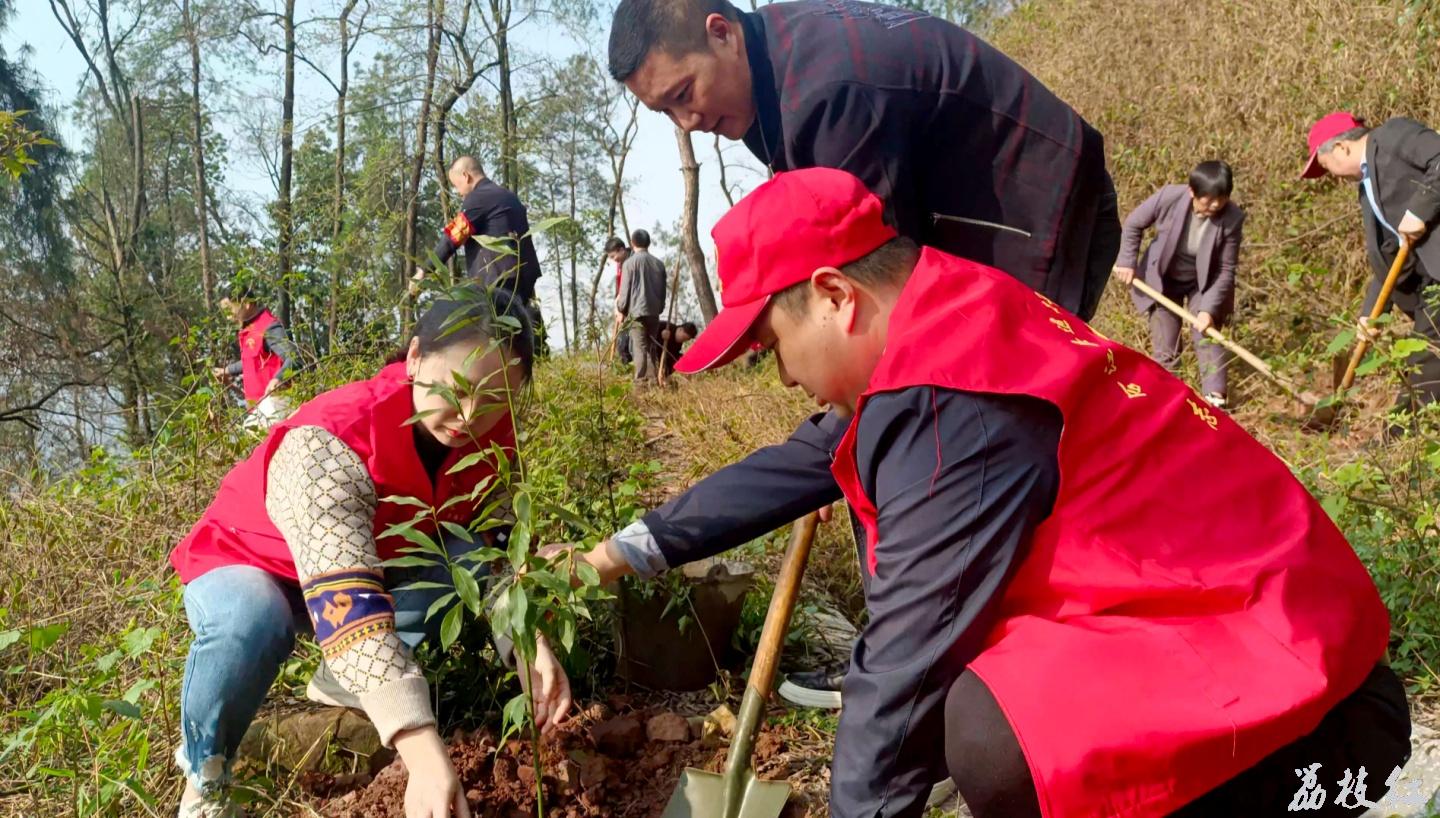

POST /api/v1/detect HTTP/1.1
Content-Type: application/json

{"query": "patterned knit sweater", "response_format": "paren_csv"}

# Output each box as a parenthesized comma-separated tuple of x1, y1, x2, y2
(264, 425, 433, 746)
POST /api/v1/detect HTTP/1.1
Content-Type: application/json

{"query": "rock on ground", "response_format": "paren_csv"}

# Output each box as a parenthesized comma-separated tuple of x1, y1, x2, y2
(646, 712, 691, 743)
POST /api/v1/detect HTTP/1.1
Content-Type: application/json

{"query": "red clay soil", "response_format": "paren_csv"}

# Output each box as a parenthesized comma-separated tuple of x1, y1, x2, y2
(316, 697, 825, 817)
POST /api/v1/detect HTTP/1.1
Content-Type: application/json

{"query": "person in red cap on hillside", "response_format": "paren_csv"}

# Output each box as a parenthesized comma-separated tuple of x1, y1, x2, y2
(1302, 111, 1440, 423)
(559, 168, 1409, 817)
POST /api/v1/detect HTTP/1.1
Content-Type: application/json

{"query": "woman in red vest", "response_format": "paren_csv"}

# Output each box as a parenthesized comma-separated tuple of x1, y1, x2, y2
(171, 287, 568, 818)
(212, 285, 299, 429)
(569, 170, 1411, 817)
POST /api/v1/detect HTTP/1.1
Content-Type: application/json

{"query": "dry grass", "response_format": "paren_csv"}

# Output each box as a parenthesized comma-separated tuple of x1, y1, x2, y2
(993, 0, 1440, 360)
(634, 361, 868, 618)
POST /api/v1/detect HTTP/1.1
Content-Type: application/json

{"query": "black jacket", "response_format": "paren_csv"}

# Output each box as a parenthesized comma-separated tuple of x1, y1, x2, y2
(1358, 117, 1440, 314)
(434, 178, 543, 301)
(643, 390, 1061, 817)
(739, 0, 1115, 319)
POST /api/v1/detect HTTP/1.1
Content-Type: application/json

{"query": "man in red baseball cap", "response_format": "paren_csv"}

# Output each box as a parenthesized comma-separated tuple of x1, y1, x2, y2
(1303, 110, 1440, 421)
(569, 167, 1408, 817)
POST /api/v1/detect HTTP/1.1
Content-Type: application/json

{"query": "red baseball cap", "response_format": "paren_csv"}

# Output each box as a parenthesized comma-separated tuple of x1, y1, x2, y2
(675, 169, 897, 374)
(1301, 111, 1366, 179)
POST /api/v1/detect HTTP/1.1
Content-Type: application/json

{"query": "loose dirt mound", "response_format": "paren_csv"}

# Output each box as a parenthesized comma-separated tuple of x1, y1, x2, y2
(315, 697, 822, 817)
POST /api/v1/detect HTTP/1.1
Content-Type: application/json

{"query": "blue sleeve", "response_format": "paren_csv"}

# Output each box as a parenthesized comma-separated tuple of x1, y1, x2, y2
(830, 387, 1060, 818)
(641, 411, 846, 567)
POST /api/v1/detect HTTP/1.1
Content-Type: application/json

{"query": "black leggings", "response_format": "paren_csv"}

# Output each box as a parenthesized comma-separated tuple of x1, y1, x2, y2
(943, 663, 1411, 818)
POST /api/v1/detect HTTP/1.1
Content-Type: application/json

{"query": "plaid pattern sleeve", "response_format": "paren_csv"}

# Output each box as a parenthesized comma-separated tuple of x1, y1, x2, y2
(266, 426, 435, 745)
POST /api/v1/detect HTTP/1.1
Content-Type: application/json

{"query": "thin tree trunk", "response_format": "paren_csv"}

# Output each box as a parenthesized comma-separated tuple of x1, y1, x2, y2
(160, 132, 176, 284)
(328, 0, 360, 351)
(585, 255, 608, 342)
(588, 95, 639, 330)
(616, 97, 637, 240)
(277, 0, 297, 328)
(714, 134, 735, 207)
(675, 126, 717, 322)
(431, 1, 482, 279)
(182, 0, 214, 311)
(489, 0, 517, 189)
(402, 0, 442, 292)
(619, 189, 631, 241)
(555, 259, 570, 349)
(48, 1, 153, 440)
(567, 123, 580, 345)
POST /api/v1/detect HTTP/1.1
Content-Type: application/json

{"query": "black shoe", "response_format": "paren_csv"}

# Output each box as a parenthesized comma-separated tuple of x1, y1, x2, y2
(778, 668, 845, 709)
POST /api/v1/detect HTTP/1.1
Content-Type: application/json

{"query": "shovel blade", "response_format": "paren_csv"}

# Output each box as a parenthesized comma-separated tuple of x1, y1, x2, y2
(661, 767, 791, 818)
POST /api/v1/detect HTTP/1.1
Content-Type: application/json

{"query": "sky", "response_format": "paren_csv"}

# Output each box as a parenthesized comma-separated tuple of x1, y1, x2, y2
(3, 1, 770, 338)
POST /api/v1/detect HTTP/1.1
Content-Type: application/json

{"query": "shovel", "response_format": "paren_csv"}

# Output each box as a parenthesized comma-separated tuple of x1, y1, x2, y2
(1305, 238, 1413, 428)
(661, 512, 820, 818)
(1338, 238, 1412, 392)
(1128, 277, 1320, 407)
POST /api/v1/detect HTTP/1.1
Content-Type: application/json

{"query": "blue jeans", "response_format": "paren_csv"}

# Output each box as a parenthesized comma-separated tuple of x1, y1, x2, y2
(174, 535, 482, 795)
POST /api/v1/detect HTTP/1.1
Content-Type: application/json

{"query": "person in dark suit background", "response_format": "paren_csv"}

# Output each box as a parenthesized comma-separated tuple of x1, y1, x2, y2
(421, 156, 543, 304)
(1113, 161, 1246, 407)
(1303, 111, 1440, 421)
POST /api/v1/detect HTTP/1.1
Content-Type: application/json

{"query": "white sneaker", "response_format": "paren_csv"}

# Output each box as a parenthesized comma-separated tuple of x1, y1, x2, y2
(777, 669, 845, 709)
(1203, 393, 1227, 408)
(178, 797, 245, 818)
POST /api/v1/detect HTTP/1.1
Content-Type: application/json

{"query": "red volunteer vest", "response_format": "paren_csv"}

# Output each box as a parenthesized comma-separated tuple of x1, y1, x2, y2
(831, 248, 1389, 818)
(170, 362, 513, 584)
(239, 309, 287, 402)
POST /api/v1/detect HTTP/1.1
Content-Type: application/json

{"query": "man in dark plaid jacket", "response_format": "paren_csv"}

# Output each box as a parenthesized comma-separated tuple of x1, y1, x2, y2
(610, 0, 1119, 321)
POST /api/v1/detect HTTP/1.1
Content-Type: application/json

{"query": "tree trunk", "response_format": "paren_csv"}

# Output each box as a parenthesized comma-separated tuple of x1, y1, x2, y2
(588, 94, 639, 330)
(555, 260, 570, 349)
(675, 127, 717, 322)
(489, 0, 517, 189)
(402, 0, 442, 292)
(328, 0, 359, 351)
(182, 0, 214, 312)
(714, 134, 736, 207)
(277, 0, 297, 328)
(567, 123, 580, 345)
(49, 3, 163, 443)
(431, 1, 484, 275)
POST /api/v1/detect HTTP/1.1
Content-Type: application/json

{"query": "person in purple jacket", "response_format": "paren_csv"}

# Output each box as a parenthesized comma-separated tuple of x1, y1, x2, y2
(605, 0, 1120, 713)
(1112, 161, 1246, 407)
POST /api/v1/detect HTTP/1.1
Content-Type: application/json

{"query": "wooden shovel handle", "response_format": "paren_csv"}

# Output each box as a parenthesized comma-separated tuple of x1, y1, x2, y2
(604, 316, 621, 364)
(748, 512, 819, 698)
(1128, 277, 1312, 404)
(1339, 238, 1412, 392)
